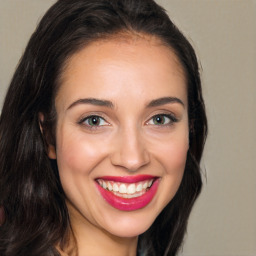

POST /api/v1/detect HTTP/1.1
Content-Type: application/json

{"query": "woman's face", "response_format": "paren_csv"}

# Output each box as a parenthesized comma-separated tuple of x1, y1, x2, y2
(50, 35, 189, 238)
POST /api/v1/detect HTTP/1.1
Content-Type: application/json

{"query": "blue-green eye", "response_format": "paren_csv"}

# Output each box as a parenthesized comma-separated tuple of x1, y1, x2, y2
(82, 115, 108, 127)
(148, 114, 177, 126)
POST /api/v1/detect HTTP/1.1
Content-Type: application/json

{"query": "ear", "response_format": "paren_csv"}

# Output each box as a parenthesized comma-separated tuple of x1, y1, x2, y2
(39, 113, 57, 159)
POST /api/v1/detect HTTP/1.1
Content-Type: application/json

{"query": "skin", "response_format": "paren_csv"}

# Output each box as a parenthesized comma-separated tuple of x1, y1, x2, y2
(48, 35, 189, 256)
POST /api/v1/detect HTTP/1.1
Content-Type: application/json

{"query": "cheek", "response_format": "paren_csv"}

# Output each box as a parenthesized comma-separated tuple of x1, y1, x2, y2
(153, 130, 189, 174)
(152, 131, 189, 203)
(166, 139, 188, 170)
(161, 141, 188, 188)
(54, 128, 110, 212)
(55, 129, 108, 176)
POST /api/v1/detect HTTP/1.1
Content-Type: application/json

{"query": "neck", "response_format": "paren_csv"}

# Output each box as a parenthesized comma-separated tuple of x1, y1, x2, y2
(64, 201, 138, 256)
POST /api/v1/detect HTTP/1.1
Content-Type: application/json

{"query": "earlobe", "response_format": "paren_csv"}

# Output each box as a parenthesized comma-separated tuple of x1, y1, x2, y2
(38, 113, 57, 159)
(47, 145, 57, 159)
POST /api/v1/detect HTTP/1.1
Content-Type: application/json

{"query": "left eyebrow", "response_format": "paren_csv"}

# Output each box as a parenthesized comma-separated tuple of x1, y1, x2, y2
(146, 97, 185, 108)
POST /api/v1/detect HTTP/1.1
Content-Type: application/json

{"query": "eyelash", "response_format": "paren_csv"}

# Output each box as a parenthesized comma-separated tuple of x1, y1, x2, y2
(146, 114, 178, 126)
(78, 113, 178, 129)
(78, 115, 109, 129)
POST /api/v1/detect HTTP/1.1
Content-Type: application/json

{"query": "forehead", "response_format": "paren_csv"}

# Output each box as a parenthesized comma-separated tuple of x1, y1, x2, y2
(61, 33, 185, 81)
(56, 34, 187, 110)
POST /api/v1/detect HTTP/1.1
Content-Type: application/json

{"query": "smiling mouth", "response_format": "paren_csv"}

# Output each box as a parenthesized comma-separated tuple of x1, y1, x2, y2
(95, 175, 159, 211)
(96, 178, 154, 199)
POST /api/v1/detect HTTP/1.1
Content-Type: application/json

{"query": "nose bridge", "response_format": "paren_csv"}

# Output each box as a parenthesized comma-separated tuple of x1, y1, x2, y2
(111, 124, 150, 171)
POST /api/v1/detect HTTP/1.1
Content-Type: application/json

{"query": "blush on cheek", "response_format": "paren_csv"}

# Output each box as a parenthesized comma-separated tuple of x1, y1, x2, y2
(57, 138, 108, 177)
(173, 146, 188, 168)
(162, 139, 188, 169)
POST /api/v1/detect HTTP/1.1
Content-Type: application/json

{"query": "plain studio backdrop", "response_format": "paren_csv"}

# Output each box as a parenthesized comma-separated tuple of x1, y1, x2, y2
(0, 1, 255, 256)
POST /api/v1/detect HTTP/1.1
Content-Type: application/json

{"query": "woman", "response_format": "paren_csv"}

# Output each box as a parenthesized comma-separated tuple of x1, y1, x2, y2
(0, 0, 207, 255)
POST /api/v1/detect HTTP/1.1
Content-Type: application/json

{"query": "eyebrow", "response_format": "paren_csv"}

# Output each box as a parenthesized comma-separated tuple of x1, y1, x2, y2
(146, 97, 185, 108)
(67, 98, 114, 110)
(67, 96, 184, 110)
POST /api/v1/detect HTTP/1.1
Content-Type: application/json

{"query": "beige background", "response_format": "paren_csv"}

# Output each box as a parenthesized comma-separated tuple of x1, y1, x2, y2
(0, 1, 255, 255)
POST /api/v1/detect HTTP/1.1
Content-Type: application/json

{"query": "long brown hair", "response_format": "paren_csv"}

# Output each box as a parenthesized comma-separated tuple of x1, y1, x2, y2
(0, 0, 207, 255)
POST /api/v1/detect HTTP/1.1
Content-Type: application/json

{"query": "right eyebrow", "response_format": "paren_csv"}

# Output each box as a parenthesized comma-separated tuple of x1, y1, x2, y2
(67, 98, 114, 110)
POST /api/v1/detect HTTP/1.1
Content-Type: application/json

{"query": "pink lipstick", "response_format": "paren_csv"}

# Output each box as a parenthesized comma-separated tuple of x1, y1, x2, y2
(95, 175, 159, 211)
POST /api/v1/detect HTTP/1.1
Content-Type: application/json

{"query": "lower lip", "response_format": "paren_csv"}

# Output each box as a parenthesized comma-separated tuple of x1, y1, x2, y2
(95, 179, 159, 211)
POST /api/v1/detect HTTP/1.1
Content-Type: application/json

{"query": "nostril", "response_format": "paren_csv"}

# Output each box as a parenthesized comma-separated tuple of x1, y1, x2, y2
(118, 153, 150, 172)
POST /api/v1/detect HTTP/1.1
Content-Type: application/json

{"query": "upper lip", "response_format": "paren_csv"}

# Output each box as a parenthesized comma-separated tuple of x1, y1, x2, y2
(95, 175, 158, 183)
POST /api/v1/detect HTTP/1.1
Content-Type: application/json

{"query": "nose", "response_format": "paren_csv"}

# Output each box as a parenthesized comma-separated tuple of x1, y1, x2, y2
(110, 127, 150, 171)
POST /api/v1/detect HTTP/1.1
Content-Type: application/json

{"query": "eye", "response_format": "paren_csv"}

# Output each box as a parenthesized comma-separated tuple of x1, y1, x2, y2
(80, 115, 108, 127)
(147, 114, 177, 126)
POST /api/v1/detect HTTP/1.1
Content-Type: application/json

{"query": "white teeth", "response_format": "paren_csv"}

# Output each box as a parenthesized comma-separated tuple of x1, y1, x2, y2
(142, 181, 148, 189)
(113, 183, 119, 192)
(97, 178, 156, 197)
(113, 191, 144, 199)
(136, 183, 142, 192)
(107, 182, 112, 191)
(127, 184, 136, 194)
(119, 184, 127, 194)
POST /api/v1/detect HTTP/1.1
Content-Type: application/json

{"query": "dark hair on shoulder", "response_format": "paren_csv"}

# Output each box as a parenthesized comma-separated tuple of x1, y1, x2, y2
(0, 0, 207, 255)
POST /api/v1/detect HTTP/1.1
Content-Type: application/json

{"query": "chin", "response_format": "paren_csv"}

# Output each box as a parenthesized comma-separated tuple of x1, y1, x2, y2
(101, 207, 160, 238)
(108, 222, 152, 238)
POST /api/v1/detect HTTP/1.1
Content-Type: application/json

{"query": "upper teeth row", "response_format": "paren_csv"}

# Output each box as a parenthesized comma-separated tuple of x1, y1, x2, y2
(97, 179, 154, 195)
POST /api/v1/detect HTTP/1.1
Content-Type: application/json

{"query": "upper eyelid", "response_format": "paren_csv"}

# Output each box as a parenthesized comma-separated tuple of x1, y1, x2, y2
(78, 113, 108, 123)
(146, 112, 178, 121)
(146, 113, 178, 124)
